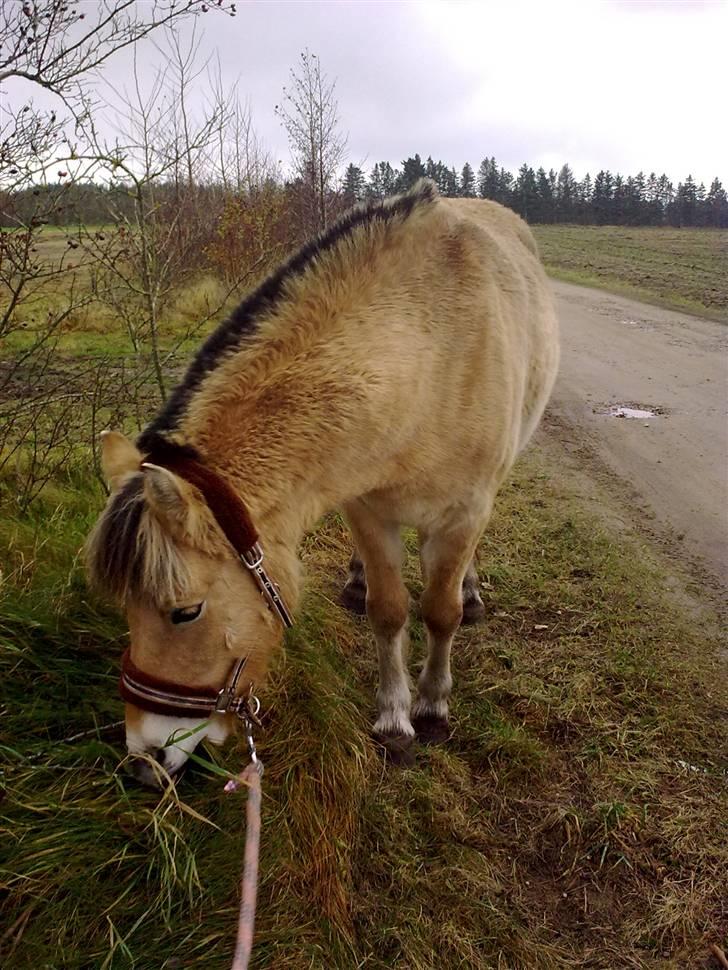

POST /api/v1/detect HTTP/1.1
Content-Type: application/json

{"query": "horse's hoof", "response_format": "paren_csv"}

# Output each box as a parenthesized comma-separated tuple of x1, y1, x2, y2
(339, 582, 367, 616)
(461, 597, 486, 625)
(372, 731, 416, 767)
(413, 714, 451, 745)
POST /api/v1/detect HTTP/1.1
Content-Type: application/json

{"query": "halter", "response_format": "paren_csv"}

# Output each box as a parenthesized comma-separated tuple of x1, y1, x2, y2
(119, 448, 294, 720)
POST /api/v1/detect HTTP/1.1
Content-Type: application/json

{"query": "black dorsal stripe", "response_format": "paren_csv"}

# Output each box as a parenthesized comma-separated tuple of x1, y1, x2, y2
(137, 180, 437, 448)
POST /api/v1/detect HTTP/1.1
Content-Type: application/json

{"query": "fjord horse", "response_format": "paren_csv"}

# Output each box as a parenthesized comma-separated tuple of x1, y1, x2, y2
(87, 180, 559, 781)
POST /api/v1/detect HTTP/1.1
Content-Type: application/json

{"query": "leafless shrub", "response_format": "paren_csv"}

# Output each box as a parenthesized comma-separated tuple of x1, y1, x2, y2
(0, 1, 234, 507)
(275, 49, 347, 237)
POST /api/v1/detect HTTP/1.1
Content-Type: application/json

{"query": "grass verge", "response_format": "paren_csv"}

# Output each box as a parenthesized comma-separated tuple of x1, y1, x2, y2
(532, 225, 728, 321)
(1, 446, 726, 969)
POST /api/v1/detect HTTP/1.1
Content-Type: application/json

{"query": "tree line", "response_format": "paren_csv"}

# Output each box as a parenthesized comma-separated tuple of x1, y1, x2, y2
(7, 155, 725, 231)
(343, 156, 728, 228)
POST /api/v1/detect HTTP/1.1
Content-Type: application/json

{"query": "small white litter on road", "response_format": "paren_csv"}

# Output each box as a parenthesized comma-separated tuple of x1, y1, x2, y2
(608, 406, 657, 419)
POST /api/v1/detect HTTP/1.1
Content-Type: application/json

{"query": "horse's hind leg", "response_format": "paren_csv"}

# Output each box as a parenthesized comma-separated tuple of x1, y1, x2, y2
(341, 549, 485, 625)
(461, 557, 486, 624)
(413, 514, 489, 744)
(339, 551, 367, 615)
(343, 501, 414, 765)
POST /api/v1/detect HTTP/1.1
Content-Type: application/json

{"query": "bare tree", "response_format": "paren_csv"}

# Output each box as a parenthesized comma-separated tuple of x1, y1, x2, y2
(0, 0, 234, 507)
(74, 32, 228, 399)
(210, 68, 277, 196)
(275, 49, 347, 236)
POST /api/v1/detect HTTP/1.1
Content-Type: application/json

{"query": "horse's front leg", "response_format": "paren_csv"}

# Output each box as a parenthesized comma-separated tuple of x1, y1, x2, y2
(343, 502, 414, 765)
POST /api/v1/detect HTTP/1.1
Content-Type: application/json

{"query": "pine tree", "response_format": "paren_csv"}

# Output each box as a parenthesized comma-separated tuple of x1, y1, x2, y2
(695, 182, 707, 227)
(367, 161, 398, 199)
(477, 157, 499, 200)
(657, 174, 674, 222)
(556, 164, 577, 222)
(624, 173, 646, 225)
(536, 167, 555, 223)
(380, 162, 399, 196)
(612, 175, 626, 224)
(442, 166, 459, 197)
(578, 173, 593, 223)
(592, 171, 612, 224)
(706, 178, 728, 228)
(460, 162, 475, 197)
(645, 172, 662, 225)
(425, 157, 449, 194)
(342, 163, 365, 205)
(367, 162, 385, 200)
(497, 167, 514, 207)
(675, 175, 697, 226)
(513, 163, 538, 220)
(398, 154, 427, 191)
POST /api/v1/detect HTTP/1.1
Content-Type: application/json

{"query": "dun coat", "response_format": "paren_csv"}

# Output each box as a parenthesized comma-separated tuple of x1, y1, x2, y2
(87, 180, 559, 781)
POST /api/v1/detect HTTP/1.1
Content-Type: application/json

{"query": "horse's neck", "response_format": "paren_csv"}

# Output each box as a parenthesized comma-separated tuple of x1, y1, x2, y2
(189, 381, 357, 560)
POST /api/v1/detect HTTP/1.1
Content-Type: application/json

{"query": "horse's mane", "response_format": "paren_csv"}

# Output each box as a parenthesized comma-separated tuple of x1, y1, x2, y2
(137, 179, 437, 449)
(86, 470, 192, 605)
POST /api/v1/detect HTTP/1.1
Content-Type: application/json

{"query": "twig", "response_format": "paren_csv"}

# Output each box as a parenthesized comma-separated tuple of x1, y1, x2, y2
(59, 719, 125, 745)
(22, 719, 125, 763)
(711, 944, 728, 970)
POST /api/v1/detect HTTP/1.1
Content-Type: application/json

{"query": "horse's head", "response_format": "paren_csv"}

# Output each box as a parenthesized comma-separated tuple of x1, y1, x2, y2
(87, 431, 289, 786)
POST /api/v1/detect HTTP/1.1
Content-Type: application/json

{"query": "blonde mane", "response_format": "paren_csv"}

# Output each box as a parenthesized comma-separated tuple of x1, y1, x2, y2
(86, 473, 193, 605)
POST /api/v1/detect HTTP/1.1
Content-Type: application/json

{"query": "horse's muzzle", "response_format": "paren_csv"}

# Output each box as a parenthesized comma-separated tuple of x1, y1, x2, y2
(126, 747, 183, 788)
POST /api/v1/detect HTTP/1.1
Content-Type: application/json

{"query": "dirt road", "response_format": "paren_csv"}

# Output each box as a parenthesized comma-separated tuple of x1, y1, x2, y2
(546, 280, 727, 588)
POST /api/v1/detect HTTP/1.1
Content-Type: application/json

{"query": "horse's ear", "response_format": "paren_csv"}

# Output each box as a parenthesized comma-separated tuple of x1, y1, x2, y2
(99, 430, 142, 490)
(141, 462, 193, 528)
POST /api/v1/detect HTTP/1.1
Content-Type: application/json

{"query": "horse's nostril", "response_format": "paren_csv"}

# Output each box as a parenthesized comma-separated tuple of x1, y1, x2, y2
(127, 751, 168, 788)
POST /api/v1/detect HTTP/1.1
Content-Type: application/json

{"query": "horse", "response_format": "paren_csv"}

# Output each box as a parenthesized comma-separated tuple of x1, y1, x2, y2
(86, 179, 559, 784)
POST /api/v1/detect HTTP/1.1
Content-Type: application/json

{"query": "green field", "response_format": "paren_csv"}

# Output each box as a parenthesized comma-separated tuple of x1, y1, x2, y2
(532, 225, 728, 321)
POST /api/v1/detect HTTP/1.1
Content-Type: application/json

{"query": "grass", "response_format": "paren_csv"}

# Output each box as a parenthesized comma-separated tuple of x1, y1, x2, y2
(1, 445, 726, 969)
(532, 225, 728, 321)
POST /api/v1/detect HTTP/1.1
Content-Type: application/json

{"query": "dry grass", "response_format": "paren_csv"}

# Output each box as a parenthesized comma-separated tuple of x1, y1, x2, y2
(1, 444, 726, 969)
(532, 225, 728, 321)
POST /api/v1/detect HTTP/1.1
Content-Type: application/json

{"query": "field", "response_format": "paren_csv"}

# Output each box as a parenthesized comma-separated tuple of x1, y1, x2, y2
(532, 225, 728, 321)
(1, 224, 727, 968)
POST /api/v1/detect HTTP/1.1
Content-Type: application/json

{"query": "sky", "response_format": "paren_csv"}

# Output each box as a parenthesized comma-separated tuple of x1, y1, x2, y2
(7, 0, 728, 186)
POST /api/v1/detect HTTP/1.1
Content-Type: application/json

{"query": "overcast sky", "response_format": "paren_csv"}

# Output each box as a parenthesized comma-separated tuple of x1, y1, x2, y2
(185, 0, 726, 186)
(9, 0, 727, 186)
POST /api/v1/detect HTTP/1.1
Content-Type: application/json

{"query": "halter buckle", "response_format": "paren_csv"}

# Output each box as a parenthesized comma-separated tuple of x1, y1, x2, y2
(214, 685, 237, 714)
(240, 542, 264, 569)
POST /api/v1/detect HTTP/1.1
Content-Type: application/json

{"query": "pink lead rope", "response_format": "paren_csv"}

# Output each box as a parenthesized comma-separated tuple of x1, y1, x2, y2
(226, 761, 263, 970)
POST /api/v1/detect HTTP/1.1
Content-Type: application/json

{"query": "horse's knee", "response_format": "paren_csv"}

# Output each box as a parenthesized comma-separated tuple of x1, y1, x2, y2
(366, 587, 409, 638)
(421, 588, 463, 639)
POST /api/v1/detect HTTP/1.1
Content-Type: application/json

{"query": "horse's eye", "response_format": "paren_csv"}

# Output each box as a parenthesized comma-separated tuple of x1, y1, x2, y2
(170, 603, 204, 625)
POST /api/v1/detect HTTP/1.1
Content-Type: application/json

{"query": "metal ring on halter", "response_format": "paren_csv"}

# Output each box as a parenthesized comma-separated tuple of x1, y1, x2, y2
(247, 695, 261, 719)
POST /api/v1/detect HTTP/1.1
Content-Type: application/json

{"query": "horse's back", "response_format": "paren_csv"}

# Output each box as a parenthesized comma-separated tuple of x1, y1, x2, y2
(425, 195, 559, 450)
(441, 196, 541, 261)
(353, 193, 559, 521)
